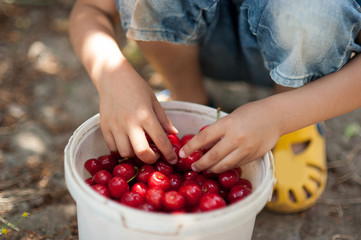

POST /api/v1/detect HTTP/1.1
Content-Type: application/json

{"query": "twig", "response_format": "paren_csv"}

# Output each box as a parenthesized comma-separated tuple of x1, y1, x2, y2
(331, 234, 355, 240)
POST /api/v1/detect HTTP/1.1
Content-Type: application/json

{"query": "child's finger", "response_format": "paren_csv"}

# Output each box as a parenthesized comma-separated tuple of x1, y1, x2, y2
(190, 138, 235, 172)
(179, 123, 220, 159)
(128, 127, 159, 164)
(145, 116, 178, 164)
(153, 101, 178, 135)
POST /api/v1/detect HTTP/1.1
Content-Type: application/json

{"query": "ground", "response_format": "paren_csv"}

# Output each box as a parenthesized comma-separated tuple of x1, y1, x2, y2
(0, 1, 361, 239)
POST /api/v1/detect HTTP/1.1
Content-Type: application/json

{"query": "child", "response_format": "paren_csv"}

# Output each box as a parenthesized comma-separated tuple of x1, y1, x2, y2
(69, 0, 361, 213)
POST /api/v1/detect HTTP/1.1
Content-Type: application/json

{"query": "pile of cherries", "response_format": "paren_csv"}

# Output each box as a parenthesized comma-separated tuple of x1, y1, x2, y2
(83, 130, 252, 214)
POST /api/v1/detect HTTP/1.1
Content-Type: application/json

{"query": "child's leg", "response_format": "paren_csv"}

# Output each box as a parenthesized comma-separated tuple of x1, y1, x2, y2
(241, 0, 361, 213)
(136, 41, 209, 105)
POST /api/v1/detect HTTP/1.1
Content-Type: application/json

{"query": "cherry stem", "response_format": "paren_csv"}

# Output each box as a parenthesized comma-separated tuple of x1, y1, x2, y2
(127, 166, 139, 183)
(216, 107, 221, 121)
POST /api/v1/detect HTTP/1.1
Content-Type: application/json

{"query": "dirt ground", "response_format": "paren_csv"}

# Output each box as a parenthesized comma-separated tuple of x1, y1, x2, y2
(0, 1, 361, 239)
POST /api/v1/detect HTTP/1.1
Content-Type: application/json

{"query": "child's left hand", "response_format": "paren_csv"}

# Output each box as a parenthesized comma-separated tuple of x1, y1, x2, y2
(179, 99, 281, 173)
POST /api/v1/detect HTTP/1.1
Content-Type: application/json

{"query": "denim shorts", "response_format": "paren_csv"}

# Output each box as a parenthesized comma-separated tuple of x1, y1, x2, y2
(116, 0, 361, 88)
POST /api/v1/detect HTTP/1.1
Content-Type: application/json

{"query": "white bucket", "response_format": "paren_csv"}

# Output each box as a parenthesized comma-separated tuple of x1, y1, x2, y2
(64, 100, 276, 240)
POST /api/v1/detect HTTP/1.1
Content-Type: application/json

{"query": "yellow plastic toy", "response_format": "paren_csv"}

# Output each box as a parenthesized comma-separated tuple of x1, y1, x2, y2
(266, 123, 327, 213)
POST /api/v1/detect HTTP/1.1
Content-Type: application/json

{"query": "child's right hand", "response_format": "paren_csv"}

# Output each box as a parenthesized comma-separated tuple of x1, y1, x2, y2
(97, 63, 178, 164)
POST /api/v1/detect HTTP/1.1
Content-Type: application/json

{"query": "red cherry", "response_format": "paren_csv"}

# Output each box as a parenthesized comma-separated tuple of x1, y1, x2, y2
(228, 185, 252, 204)
(149, 143, 161, 161)
(178, 184, 202, 207)
(98, 154, 118, 172)
(138, 202, 156, 212)
(199, 193, 226, 212)
(92, 170, 112, 186)
(167, 134, 181, 148)
(181, 134, 194, 146)
(184, 171, 198, 180)
(199, 125, 208, 132)
(201, 170, 219, 179)
(91, 184, 110, 198)
(175, 157, 189, 172)
(121, 191, 145, 208)
(131, 182, 148, 198)
(136, 165, 155, 184)
(145, 187, 165, 210)
(168, 174, 183, 191)
(154, 160, 174, 176)
(84, 177, 93, 186)
(181, 179, 198, 187)
(163, 191, 185, 211)
(108, 176, 129, 199)
(113, 163, 136, 181)
(237, 178, 252, 190)
(218, 170, 240, 190)
(196, 174, 207, 186)
(84, 158, 103, 176)
(234, 167, 242, 177)
(201, 179, 220, 195)
(148, 171, 171, 191)
(183, 150, 203, 170)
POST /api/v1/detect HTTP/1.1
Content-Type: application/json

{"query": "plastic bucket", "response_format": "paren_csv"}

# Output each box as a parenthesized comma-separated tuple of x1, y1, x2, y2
(64, 100, 276, 240)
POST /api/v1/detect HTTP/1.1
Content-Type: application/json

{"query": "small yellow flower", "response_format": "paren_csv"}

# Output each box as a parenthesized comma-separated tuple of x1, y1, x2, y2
(22, 212, 29, 218)
(1, 228, 8, 234)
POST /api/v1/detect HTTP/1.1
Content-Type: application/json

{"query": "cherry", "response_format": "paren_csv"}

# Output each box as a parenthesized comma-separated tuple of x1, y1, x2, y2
(136, 164, 155, 184)
(121, 191, 145, 208)
(84, 158, 103, 176)
(184, 171, 198, 180)
(218, 170, 239, 190)
(181, 179, 198, 187)
(148, 171, 171, 191)
(183, 150, 203, 170)
(113, 163, 136, 182)
(168, 134, 182, 148)
(199, 125, 208, 132)
(201, 179, 220, 195)
(196, 174, 207, 186)
(149, 143, 161, 161)
(237, 178, 252, 190)
(181, 134, 194, 146)
(154, 160, 174, 176)
(84, 177, 92, 186)
(168, 174, 183, 191)
(145, 187, 165, 210)
(234, 167, 242, 177)
(108, 176, 129, 199)
(138, 202, 156, 212)
(228, 185, 252, 204)
(201, 170, 218, 179)
(131, 182, 148, 198)
(179, 184, 202, 207)
(163, 191, 185, 211)
(199, 193, 226, 212)
(175, 157, 189, 172)
(92, 170, 112, 186)
(98, 154, 118, 173)
(91, 184, 110, 198)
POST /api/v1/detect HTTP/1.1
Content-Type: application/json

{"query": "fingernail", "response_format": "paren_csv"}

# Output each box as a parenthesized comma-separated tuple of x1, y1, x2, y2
(179, 149, 186, 158)
(169, 158, 178, 165)
(172, 126, 179, 134)
(191, 164, 199, 172)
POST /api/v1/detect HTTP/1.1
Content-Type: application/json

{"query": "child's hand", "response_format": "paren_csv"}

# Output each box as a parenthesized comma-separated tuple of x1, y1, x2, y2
(98, 66, 178, 164)
(179, 100, 281, 173)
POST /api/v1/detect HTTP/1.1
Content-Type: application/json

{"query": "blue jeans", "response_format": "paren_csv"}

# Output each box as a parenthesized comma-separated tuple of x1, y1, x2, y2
(116, 0, 361, 88)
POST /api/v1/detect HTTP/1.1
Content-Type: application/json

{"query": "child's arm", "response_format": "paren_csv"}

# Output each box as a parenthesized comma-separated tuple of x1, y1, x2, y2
(69, 0, 178, 164)
(181, 52, 361, 173)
